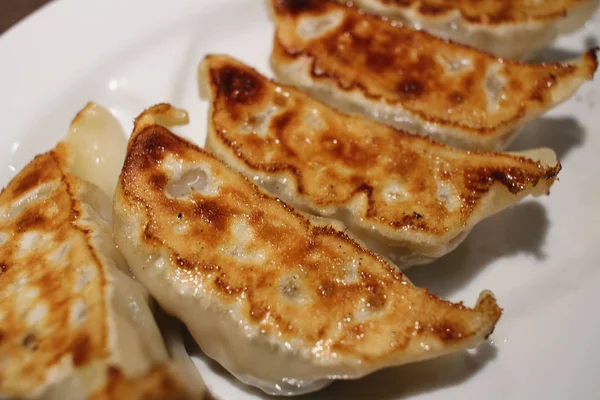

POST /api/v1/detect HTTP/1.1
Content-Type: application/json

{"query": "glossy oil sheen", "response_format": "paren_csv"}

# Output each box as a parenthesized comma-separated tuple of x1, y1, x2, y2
(1, 0, 600, 399)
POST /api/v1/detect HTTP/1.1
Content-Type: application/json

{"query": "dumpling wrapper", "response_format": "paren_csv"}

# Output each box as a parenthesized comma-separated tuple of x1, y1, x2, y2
(268, 0, 598, 151)
(0, 104, 207, 399)
(113, 104, 502, 396)
(346, 0, 599, 60)
(65, 103, 128, 200)
(198, 55, 560, 269)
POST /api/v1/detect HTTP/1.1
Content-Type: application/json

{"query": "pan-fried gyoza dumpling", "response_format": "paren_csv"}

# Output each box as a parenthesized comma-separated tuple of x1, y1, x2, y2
(113, 104, 503, 396)
(268, 0, 598, 151)
(0, 106, 205, 399)
(343, 0, 598, 60)
(198, 55, 560, 269)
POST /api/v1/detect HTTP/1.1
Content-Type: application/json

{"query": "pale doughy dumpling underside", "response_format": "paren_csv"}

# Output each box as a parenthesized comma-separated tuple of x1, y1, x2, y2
(113, 105, 503, 396)
(198, 55, 561, 270)
(268, 0, 598, 151)
(65, 102, 127, 200)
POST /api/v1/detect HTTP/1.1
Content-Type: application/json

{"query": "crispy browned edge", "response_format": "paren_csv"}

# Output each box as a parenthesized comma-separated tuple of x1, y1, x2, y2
(0, 146, 208, 400)
(91, 365, 214, 400)
(273, 42, 598, 135)
(203, 53, 562, 232)
(0, 147, 117, 375)
(338, 0, 589, 25)
(270, 1, 599, 135)
(120, 112, 502, 346)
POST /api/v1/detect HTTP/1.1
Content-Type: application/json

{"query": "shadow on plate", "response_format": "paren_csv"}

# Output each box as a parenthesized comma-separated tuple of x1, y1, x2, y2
(585, 35, 600, 50)
(535, 46, 582, 62)
(313, 344, 497, 400)
(184, 202, 548, 398)
(408, 201, 549, 299)
(509, 116, 586, 160)
(187, 333, 497, 400)
(534, 36, 598, 62)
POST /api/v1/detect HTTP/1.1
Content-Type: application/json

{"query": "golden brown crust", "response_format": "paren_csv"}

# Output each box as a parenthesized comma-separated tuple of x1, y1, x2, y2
(118, 112, 502, 365)
(0, 151, 111, 395)
(201, 55, 560, 243)
(90, 365, 200, 400)
(350, 0, 588, 25)
(270, 0, 597, 140)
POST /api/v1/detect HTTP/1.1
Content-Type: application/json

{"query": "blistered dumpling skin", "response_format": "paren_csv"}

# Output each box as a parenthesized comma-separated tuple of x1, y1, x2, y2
(198, 55, 560, 269)
(268, 0, 598, 151)
(337, 0, 598, 60)
(113, 105, 502, 396)
(0, 105, 205, 399)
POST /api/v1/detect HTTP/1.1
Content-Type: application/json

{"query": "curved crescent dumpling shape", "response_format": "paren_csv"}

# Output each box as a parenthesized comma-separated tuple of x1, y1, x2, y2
(198, 55, 560, 269)
(268, 0, 598, 150)
(0, 104, 204, 399)
(345, 0, 598, 60)
(113, 104, 502, 396)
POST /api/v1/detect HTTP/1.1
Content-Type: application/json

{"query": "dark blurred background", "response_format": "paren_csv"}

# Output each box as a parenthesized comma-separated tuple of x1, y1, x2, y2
(1, 0, 51, 34)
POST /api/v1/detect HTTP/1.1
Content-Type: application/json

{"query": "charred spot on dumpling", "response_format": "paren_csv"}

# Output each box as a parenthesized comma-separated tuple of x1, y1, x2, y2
(397, 80, 424, 98)
(214, 276, 244, 296)
(11, 166, 46, 198)
(426, 320, 468, 343)
(366, 51, 395, 72)
(417, 3, 448, 15)
(214, 66, 262, 104)
(366, 288, 386, 310)
(317, 279, 336, 297)
(138, 129, 173, 163)
(449, 92, 466, 105)
(15, 210, 47, 234)
(22, 332, 39, 351)
(71, 334, 92, 366)
(461, 163, 558, 201)
(275, 0, 325, 16)
(272, 111, 295, 136)
(249, 303, 269, 321)
(192, 200, 229, 231)
(149, 173, 168, 190)
(320, 134, 344, 157)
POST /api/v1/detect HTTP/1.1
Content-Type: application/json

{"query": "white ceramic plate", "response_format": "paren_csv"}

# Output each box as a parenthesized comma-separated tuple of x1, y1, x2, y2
(1, 1, 600, 398)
